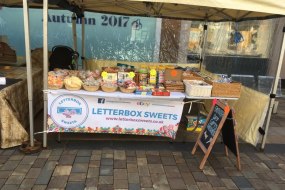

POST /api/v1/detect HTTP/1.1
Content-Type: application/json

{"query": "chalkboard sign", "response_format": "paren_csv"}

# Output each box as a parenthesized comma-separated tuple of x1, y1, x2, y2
(200, 104, 224, 149)
(222, 109, 241, 170)
(192, 100, 230, 169)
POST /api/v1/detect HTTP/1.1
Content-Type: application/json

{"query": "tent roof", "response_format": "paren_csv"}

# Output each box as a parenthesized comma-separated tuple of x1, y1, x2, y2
(1, 0, 285, 21)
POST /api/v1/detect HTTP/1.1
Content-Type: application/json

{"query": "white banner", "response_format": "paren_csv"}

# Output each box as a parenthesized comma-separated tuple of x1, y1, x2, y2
(47, 93, 184, 139)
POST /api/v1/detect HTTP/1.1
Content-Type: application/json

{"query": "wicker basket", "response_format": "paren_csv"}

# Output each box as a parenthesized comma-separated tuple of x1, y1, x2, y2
(65, 84, 82, 91)
(119, 87, 136, 93)
(101, 85, 117, 92)
(83, 85, 100, 92)
(48, 83, 63, 90)
(183, 80, 212, 97)
(206, 80, 241, 98)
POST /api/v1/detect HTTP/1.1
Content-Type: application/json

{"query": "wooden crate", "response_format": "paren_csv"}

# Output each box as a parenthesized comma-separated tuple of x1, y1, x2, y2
(206, 80, 241, 98)
(182, 71, 203, 80)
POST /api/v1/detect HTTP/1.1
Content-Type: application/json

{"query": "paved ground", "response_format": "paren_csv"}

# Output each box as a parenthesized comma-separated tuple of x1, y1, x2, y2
(0, 98, 284, 190)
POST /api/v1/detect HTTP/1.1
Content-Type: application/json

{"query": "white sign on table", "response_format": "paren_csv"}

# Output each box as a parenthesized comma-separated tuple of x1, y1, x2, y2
(47, 93, 184, 139)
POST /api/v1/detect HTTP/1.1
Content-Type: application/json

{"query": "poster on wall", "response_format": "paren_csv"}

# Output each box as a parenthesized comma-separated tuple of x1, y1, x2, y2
(47, 93, 184, 139)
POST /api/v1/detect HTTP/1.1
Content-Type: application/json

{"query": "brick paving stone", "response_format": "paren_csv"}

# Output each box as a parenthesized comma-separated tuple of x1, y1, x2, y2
(127, 163, 138, 173)
(50, 149, 63, 156)
(127, 156, 137, 164)
(267, 171, 284, 184)
(126, 150, 136, 157)
(231, 176, 252, 189)
(77, 150, 92, 157)
(5, 175, 24, 185)
(207, 176, 225, 187)
(203, 166, 217, 176)
(114, 179, 128, 189)
(0, 171, 12, 179)
(128, 183, 140, 190)
(48, 155, 61, 161)
(147, 155, 161, 164)
(146, 151, 159, 156)
(181, 172, 196, 185)
(38, 150, 51, 158)
(0, 178, 6, 188)
(137, 158, 147, 166)
(278, 163, 285, 170)
(151, 173, 168, 186)
(100, 165, 113, 176)
(71, 163, 88, 173)
(215, 168, 230, 178)
(168, 178, 187, 189)
(186, 185, 199, 190)
(21, 156, 37, 165)
(26, 168, 41, 179)
(173, 152, 182, 156)
(192, 171, 208, 182)
(1, 184, 19, 190)
(62, 150, 78, 155)
(20, 178, 36, 189)
(101, 158, 113, 166)
(148, 164, 164, 174)
(177, 164, 190, 173)
(0, 156, 9, 164)
(32, 158, 47, 168)
(102, 154, 113, 159)
(102, 149, 113, 154)
(74, 156, 90, 163)
(128, 172, 140, 183)
(164, 166, 181, 178)
(85, 177, 99, 188)
(161, 156, 176, 166)
(92, 150, 102, 155)
(59, 155, 76, 165)
(68, 173, 86, 182)
(174, 155, 186, 164)
(53, 165, 72, 176)
(266, 182, 285, 190)
(48, 176, 68, 189)
(99, 176, 113, 185)
(114, 150, 126, 160)
(138, 165, 150, 176)
(141, 188, 154, 190)
(212, 187, 228, 190)
(0, 160, 20, 171)
(12, 164, 32, 176)
(153, 184, 171, 190)
(221, 178, 238, 189)
(87, 167, 99, 178)
(114, 160, 126, 169)
(248, 178, 267, 190)
(8, 154, 24, 161)
(89, 160, 101, 168)
(185, 159, 200, 172)
(241, 171, 258, 179)
(250, 162, 270, 173)
(225, 167, 243, 177)
(66, 182, 85, 190)
(2, 150, 15, 156)
(35, 161, 57, 185)
(197, 182, 213, 190)
(32, 184, 47, 190)
(136, 150, 146, 158)
(216, 157, 233, 167)
(114, 169, 127, 179)
(272, 169, 285, 182)
(140, 176, 153, 188)
(255, 153, 271, 161)
(91, 154, 101, 161)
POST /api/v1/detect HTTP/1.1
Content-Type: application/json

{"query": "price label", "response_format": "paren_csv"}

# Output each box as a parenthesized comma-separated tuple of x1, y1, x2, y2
(0, 77, 6, 85)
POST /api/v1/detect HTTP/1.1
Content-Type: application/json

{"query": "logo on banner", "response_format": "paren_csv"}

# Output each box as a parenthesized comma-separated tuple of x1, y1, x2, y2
(50, 95, 89, 128)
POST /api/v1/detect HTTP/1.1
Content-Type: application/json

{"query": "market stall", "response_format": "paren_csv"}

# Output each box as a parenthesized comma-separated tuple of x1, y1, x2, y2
(1, 0, 285, 149)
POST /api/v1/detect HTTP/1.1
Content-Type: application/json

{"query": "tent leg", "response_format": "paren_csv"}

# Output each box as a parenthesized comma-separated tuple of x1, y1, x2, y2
(72, 13, 78, 69)
(81, 14, 85, 70)
(23, 0, 34, 147)
(261, 27, 285, 150)
(43, 0, 49, 148)
(200, 24, 208, 71)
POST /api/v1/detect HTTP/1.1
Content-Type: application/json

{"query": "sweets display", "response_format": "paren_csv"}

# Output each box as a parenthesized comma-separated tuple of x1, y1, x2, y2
(64, 76, 82, 91)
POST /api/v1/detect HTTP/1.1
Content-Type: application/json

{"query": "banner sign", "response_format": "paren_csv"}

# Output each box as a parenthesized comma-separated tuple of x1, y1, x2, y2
(47, 93, 184, 139)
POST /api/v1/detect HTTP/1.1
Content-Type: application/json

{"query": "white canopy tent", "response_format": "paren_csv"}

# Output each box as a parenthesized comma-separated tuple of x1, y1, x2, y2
(1, 0, 285, 150)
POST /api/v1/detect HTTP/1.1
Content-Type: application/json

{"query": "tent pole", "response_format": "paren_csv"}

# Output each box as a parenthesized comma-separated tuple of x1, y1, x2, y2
(43, 0, 49, 148)
(81, 13, 85, 70)
(23, 0, 34, 147)
(261, 27, 285, 150)
(200, 23, 208, 71)
(72, 13, 78, 69)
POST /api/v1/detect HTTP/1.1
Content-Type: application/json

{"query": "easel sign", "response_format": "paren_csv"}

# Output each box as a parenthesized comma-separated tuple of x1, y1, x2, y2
(191, 100, 240, 170)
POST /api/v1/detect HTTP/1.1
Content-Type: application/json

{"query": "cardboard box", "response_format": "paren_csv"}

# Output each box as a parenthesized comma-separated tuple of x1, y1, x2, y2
(164, 69, 183, 81)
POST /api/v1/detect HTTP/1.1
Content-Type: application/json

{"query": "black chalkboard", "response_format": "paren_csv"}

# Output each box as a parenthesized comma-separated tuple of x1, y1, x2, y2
(222, 110, 238, 156)
(200, 104, 224, 149)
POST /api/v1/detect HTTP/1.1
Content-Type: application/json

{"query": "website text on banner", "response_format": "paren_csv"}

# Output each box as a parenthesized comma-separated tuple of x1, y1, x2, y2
(47, 94, 184, 139)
